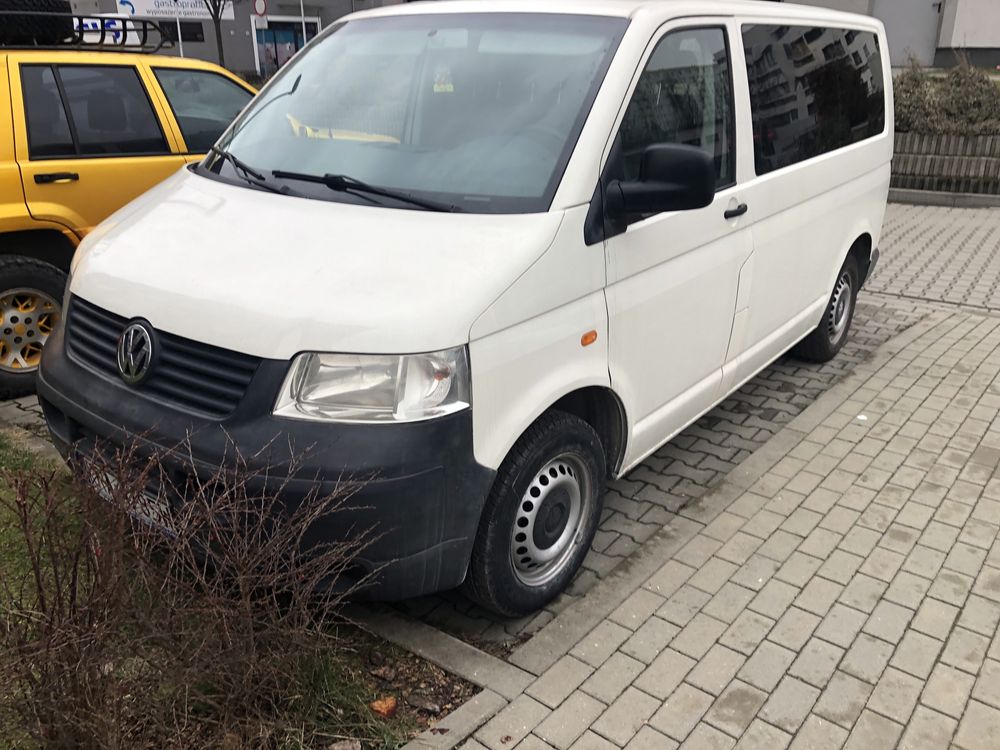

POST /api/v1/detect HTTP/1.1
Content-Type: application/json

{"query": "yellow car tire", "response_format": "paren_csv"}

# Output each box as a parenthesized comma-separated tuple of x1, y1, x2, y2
(0, 256, 67, 400)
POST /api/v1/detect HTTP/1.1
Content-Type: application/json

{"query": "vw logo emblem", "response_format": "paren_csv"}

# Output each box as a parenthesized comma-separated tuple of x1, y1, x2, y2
(117, 321, 155, 385)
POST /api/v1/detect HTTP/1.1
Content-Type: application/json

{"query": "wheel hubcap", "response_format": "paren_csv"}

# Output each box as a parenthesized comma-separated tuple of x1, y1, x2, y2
(511, 454, 592, 587)
(826, 272, 853, 345)
(0, 289, 60, 373)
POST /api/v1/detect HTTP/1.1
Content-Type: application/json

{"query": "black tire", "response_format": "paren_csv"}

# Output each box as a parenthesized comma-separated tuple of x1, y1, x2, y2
(793, 253, 859, 364)
(464, 410, 605, 617)
(0, 256, 67, 400)
(0, 0, 73, 45)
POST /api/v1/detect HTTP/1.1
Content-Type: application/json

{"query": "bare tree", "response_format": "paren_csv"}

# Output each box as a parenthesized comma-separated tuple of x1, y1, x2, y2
(201, 0, 233, 68)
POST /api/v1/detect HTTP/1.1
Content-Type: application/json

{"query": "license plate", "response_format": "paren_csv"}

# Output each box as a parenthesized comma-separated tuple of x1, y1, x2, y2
(95, 471, 175, 533)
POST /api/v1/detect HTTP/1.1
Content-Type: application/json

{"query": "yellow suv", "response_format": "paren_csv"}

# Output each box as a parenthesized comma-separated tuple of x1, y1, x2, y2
(0, 26, 254, 396)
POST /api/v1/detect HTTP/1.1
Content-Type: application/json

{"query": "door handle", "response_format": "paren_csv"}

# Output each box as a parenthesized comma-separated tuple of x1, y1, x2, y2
(724, 203, 748, 220)
(34, 172, 79, 184)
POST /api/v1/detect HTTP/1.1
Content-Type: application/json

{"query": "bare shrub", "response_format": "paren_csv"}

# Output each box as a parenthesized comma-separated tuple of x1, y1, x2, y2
(894, 61, 943, 133)
(938, 64, 1000, 132)
(0, 436, 381, 749)
(895, 58, 1000, 135)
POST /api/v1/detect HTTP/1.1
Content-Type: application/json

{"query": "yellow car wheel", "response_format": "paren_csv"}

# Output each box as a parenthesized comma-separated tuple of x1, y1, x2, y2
(0, 257, 67, 399)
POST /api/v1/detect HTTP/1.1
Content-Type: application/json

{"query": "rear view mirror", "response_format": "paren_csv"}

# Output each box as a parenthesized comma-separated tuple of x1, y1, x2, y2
(608, 144, 716, 216)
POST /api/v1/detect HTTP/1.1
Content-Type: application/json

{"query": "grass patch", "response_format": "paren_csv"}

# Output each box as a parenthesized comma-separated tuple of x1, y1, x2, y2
(0, 430, 66, 591)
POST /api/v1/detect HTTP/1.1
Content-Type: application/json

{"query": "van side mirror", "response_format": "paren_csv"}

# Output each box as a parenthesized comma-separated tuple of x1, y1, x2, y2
(607, 144, 716, 217)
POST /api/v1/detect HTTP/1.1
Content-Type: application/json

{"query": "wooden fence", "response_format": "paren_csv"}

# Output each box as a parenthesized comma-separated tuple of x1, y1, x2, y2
(892, 132, 1000, 194)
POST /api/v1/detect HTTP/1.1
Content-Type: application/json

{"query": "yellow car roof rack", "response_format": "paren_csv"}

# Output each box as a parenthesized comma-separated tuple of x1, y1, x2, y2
(0, 12, 174, 53)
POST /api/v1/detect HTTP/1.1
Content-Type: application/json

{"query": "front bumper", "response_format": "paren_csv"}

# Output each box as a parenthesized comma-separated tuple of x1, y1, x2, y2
(37, 322, 495, 600)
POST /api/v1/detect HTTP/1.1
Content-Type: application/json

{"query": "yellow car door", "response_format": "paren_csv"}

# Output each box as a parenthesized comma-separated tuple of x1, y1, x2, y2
(9, 53, 186, 237)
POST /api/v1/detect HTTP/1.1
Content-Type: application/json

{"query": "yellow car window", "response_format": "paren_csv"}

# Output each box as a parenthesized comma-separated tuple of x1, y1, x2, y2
(153, 68, 253, 152)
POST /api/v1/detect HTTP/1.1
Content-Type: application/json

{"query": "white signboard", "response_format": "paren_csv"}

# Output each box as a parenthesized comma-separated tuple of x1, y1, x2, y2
(75, 16, 144, 46)
(116, 0, 234, 22)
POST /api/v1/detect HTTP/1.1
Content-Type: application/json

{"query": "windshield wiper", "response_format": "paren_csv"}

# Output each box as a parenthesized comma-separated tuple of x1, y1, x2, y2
(209, 145, 266, 180)
(208, 146, 289, 196)
(271, 170, 460, 212)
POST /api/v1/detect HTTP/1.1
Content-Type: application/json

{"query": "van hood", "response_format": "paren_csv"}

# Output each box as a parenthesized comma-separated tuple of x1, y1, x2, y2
(71, 169, 564, 359)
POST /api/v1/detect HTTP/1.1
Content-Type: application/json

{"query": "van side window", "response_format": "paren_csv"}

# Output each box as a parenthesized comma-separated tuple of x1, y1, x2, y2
(56, 66, 169, 156)
(21, 65, 75, 158)
(619, 26, 736, 189)
(742, 25, 885, 175)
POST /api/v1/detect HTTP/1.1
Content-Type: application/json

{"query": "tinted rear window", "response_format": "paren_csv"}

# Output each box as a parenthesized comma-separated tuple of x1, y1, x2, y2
(57, 66, 169, 156)
(21, 65, 75, 158)
(741, 24, 885, 175)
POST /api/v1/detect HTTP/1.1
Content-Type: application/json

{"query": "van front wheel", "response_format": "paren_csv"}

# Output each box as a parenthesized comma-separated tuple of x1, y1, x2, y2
(793, 254, 859, 363)
(464, 411, 605, 617)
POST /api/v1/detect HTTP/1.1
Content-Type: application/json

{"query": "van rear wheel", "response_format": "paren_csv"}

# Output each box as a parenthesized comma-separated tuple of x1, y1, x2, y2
(0, 257, 67, 400)
(793, 254, 859, 364)
(464, 411, 604, 617)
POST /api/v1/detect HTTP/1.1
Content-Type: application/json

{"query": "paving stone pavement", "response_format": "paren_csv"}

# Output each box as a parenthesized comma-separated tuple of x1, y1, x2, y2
(869, 205, 1000, 312)
(0, 395, 49, 436)
(462, 308, 1000, 750)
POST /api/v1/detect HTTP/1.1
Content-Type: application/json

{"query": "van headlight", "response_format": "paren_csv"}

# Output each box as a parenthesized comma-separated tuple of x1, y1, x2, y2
(273, 347, 470, 423)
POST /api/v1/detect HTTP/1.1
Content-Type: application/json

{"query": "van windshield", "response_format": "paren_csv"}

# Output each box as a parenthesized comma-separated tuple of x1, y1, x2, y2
(209, 13, 627, 213)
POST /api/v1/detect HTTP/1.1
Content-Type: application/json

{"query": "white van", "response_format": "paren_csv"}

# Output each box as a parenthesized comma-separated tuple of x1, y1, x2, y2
(38, 0, 891, 615)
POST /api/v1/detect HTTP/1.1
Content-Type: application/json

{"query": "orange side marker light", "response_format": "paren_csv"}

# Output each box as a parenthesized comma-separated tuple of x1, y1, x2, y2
(581, 330, 598, 347)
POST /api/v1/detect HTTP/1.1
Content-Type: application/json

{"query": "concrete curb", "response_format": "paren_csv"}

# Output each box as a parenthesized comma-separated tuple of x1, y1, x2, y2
(402, 690, 506, 750)
(889, 188, 1000, 209)
(865, 289, 1000, 319)
(347, 605, 534, 700)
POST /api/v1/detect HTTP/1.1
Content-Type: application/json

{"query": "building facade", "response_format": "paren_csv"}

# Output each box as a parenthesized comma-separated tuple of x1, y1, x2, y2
(68, 0, 1000, 77)
(69, 0, 407, 77)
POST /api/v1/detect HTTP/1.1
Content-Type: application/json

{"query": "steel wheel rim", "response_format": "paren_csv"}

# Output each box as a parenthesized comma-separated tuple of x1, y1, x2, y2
(827, 271, 853, 345)
(0, 288, 60, 373)
(510, 453, 592, 587)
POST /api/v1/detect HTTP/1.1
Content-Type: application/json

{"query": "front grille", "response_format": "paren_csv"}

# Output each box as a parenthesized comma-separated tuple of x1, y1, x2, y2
(66, 295, 261, 419)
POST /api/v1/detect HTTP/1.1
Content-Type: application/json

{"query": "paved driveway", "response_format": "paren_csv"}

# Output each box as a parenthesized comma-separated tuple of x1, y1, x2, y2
(870, 204, 1000, 312)
(468, 307, 1000, 750)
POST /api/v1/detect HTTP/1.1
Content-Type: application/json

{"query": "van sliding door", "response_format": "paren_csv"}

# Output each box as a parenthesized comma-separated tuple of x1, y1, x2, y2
(604, 20, 753, 468)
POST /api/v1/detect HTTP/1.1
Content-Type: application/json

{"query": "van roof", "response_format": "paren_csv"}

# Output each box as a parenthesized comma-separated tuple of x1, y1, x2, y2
(347, 0, 880, 28)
